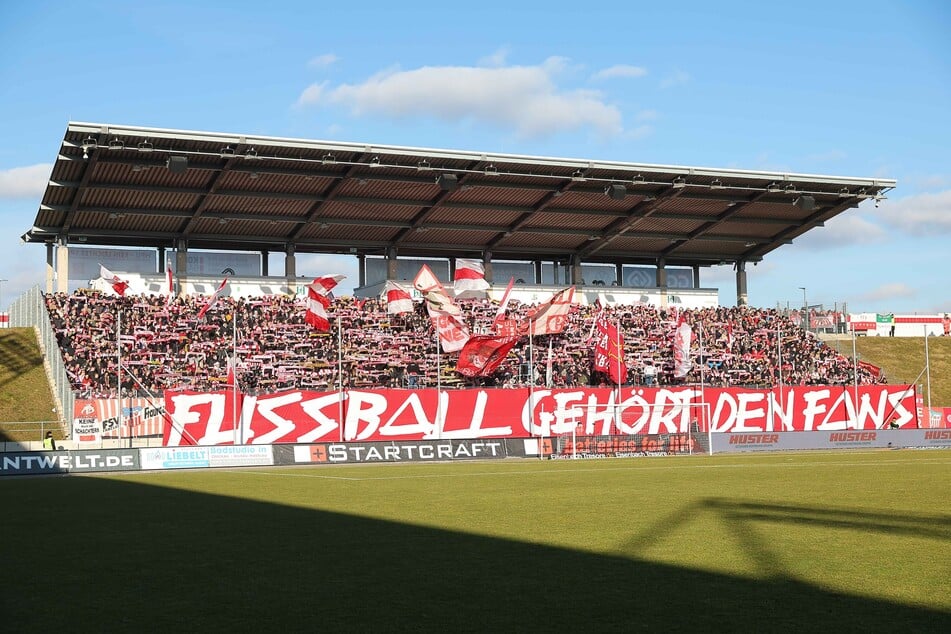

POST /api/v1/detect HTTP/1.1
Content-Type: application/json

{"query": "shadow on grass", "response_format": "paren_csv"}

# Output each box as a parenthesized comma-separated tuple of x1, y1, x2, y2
(1, 478, 949, 633)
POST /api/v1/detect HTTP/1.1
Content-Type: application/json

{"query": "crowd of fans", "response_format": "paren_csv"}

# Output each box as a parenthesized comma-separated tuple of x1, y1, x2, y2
(44, 289, 885, 399)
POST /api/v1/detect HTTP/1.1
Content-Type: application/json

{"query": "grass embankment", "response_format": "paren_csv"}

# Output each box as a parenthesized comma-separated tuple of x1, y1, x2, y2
(824, 335, 951, 406)
(0, 327, 58, 440)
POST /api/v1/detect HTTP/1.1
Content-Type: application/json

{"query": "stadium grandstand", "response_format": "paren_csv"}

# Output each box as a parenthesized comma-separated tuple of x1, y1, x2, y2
(13, 121, 947, 451)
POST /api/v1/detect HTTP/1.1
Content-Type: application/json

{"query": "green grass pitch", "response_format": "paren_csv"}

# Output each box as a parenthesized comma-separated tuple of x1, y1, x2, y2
(2, 450, 949, 632)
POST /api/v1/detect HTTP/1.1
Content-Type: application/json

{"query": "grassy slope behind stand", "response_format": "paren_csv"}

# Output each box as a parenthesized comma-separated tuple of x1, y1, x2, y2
(0, 328, 59, 440)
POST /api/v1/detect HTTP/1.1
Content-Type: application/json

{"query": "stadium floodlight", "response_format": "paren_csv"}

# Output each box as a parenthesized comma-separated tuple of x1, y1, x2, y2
(710, 179, 724, 189)
(437, 173, 459, 191)
(166, 156, 188, 174)
(417, 160, 432, 171)
(219, 146, 235, 159)
(484, 164, 499, 176)
(605, 183, 626, 200)
(570, 169, 586, 182)
(108, 138, 124, 151)
(794, 195, 816, 211)
(672, 176, 686, 188)
(632, 173, 646, 184)
(369, 156, 381, 168)
(245, 148, 258, 160)
(321, 153, 336, 165)
(136, 140, 153, 153)
(766, 182, 781, 193)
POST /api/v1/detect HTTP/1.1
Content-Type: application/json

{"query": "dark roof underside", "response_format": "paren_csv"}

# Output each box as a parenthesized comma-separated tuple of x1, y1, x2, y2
(24, 122, 896, 269)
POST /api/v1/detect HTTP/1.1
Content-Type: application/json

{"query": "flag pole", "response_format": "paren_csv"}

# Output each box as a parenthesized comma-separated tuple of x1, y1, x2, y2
(699, 319, 706, 434)
(338, 314, 344, 443)
(614, 316, 622, 436)
(117, 309, 123, 449)
(436, 328, 442, 440)
(529, 322, 535, 440)
(924, 324, 932, 414)
(233, 303, 239, 445)
(777, 323, 784, 423)
(851, 325, 859, 427)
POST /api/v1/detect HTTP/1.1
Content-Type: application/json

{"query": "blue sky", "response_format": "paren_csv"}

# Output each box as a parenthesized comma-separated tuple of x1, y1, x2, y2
(0, 1, 949, 314)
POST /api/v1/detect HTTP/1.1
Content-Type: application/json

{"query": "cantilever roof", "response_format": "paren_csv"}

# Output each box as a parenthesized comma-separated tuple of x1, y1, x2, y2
(24, 122, 896, 269)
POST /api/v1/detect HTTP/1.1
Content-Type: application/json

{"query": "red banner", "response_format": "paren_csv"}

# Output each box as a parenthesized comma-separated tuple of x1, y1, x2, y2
(162, 384, 919, 446)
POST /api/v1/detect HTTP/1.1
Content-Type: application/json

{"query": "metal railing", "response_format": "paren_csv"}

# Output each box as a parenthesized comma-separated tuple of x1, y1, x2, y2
(8, 286, 73, 432)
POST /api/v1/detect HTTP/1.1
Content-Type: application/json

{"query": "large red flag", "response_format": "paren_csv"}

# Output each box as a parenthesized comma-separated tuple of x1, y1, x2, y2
(456, 335, 518, 377)
(520, 286, 575, 336)
(594, 316, 627, 384)
(197, 278, 228, 319)
(99, 264, 129, 297)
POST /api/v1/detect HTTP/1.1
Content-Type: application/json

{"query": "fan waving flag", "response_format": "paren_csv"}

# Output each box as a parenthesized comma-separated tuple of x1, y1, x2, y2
(455, 334, 518, 377)
(413, 265, 469, 352)
(672, 315, 693, 378)
(594, 316, 627, 384)
(453, 258, 491, 293)
(165, 263, 175, 305)
(305, 274, 345, 332)
(197, 278, 228, 320)
(383, 280, 414, 314)
(99, 265, 130, 297)
(520, 286, 575, 336)
(492, 276, 515, 329)
(309, 274, 345, 296)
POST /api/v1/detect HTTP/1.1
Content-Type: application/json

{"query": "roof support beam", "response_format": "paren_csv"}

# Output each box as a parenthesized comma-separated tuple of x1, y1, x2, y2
(576, 187, 685, 259)
(660, 191, 769, 257)
(390, 160, 483, 246)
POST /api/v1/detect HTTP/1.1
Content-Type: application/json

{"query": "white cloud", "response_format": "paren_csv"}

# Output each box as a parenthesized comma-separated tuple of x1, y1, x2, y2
(793, 213, 886, 249)
(295, 58, 623, 138)
(0, 164, 51, 199)
(873, 189, 951, 236)
(635, 109, 658, 122)
(593, 64, 647, 80)
(308, 53, 339, 68)
(660, 70, 690, 89)
(853, 283, 917, 303)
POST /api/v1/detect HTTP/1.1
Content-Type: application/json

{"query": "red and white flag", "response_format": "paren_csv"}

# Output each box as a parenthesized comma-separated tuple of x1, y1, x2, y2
(197, 278, 228, 320)
(594, 316, 627, 385)
(725, 322, 734, 350)
(455, 334, 517, 377)
(412, 264, 443, 294)
(309, 274, 345, 296)
(520, 286, 575, 336)
(413, 265, 469, 352)
(384, 280, 414, 314)
(165, 263, 175, 305)
(453, 258, 490, 293)
(672, 315, 693, 378)
(491, 276, 515, 330)
(99, 265, 129, 297)
(305, 274, 345, 332)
